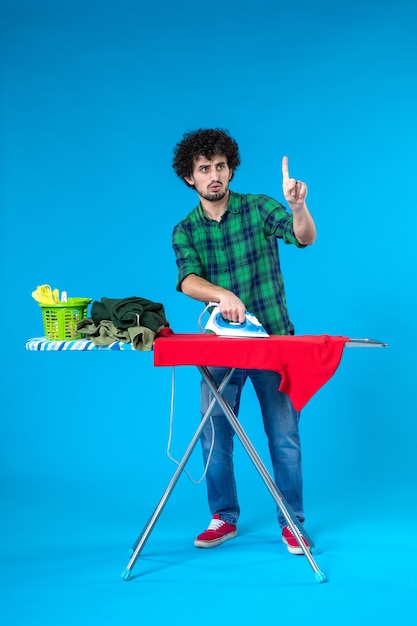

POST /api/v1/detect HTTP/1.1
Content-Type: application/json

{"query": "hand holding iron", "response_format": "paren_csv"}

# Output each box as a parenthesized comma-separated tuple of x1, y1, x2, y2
(218, 292, 247, 324)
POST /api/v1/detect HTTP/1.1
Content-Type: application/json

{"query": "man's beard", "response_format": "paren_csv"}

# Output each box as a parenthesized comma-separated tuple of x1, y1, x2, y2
(198, 189, 228, 202)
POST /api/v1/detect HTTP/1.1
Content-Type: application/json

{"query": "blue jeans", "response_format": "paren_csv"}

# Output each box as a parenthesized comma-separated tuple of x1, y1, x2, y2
(200, 367, 304, 527)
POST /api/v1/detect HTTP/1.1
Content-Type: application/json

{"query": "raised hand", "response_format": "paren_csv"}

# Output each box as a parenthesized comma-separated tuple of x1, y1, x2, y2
(282, 156, 308, 210)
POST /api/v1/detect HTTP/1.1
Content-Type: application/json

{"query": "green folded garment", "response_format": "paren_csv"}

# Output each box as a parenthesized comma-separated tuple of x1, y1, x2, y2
(91, 296, 168, 331)
(76, 318, 159, 351)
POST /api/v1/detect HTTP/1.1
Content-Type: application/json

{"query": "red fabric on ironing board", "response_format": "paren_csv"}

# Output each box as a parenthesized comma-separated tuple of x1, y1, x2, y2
(153, 333, 349, 411)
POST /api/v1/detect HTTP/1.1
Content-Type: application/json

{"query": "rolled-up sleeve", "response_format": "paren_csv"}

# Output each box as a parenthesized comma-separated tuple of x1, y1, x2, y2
(172, 224, 203, 291)
(259, 195, 306, 248)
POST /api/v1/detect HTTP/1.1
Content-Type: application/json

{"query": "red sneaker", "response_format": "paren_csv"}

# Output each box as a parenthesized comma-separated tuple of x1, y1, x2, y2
(281, 525, 310, 555)
(194, 514, 237, 548)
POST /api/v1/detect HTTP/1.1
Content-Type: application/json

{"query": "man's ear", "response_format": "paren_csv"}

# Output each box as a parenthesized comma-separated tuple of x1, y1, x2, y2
(229, 169, 233, 180)
(184, 175, 194, 186)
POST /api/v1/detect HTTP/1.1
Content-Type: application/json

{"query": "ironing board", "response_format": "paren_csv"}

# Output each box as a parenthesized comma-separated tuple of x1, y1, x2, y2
(25, 333, 386, 583)
(121, 333, 386, 583)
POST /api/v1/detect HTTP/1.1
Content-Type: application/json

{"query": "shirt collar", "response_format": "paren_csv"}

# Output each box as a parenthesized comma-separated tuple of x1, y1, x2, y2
(227, 191, 241, 214)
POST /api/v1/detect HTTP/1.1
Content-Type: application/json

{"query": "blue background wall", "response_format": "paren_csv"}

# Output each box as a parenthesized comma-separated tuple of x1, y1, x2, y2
(1, 0, 416, 624)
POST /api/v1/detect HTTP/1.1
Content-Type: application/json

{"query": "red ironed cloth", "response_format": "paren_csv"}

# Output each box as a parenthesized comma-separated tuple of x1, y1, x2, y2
(153, 333, 349, 411)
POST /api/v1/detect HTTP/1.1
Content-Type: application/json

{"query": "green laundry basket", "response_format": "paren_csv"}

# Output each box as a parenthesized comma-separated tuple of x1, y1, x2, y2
(39, 298, 92, 340)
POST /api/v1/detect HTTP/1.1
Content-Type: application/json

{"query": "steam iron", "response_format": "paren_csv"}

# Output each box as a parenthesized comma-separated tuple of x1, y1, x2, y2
(204, 305, 269, 338)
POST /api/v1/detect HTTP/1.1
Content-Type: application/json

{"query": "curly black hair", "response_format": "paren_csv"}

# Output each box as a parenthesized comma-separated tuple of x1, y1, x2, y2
(172, 128, 241, 187)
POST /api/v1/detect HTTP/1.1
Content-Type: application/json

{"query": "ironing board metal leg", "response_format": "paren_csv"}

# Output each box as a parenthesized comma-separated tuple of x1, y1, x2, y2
(198, 365, 327, 583)
(121, 368, 235, 581)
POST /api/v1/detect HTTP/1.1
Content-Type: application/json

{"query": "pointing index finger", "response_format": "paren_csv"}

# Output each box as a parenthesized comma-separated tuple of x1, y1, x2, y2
(282, 155, 290, 180)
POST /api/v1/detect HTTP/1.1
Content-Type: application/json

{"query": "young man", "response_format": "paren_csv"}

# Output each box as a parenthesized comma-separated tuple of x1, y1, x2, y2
(171, 128, 316, 554)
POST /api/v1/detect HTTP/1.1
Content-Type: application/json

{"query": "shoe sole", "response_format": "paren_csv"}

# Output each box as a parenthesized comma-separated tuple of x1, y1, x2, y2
(194, 530, 237, 548)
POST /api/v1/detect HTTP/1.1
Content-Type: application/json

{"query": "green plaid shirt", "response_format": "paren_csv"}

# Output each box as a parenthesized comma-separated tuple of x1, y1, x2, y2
(172, 191, 305, 335)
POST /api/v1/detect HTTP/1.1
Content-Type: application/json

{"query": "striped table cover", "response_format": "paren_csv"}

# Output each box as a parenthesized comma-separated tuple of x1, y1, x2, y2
(25, 338, 134, 351)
